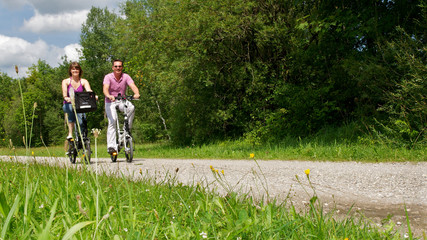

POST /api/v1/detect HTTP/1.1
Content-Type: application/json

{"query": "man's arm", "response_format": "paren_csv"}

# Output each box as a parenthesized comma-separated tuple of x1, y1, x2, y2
(103, 84, 115, 101)
(129, 82, 140, 99)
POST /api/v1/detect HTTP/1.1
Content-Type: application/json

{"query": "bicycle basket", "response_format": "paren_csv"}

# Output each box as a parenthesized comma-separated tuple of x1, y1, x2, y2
(75, 92, 97, 113)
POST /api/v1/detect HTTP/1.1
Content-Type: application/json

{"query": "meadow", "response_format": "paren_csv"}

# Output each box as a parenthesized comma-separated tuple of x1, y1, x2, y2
(0, 158, 410, 239)
(1, 139, 425, 239)
(2, 137, 426, 162)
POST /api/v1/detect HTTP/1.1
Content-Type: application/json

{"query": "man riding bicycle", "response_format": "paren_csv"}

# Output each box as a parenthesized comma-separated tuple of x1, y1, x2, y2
(103, 59, 140, 155)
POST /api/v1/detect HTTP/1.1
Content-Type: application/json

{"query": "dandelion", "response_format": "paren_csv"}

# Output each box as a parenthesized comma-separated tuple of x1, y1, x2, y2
(215, 169, 219, 174)
(91, 128, 101, 138)
(304, 169, 310, 176)
(200, 232, 207, 239)
(31, 151, 34, 156)
(250, 153, 255, 158)
(139, 168, 142, 175)
(210, 165, 213, 170)
(221, 169, 224, 175)
(344, 238, 349, 240)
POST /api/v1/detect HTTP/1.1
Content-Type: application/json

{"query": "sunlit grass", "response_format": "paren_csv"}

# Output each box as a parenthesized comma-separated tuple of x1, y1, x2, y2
(0, 160, 404, 239)
(1, 139, 425, 162)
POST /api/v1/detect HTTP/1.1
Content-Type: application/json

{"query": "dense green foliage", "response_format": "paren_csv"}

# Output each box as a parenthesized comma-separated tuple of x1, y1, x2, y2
(0, 161, 406, 239)
(0, 0, 425, 148)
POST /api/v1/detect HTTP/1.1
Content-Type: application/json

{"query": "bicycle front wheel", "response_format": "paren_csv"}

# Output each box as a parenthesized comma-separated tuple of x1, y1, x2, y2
(125, 136, 133, 162)
(83, 140, 91, 164)
(68, 139, 77, 164)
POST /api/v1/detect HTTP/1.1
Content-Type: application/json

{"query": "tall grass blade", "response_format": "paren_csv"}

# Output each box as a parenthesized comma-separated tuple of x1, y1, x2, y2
(1, 195, 20, 239)
(61, 221, 95, 240)
(38, 199, 59, 240)
(150, 223, 159, 240)
(404, 204, 413, 240)
(0, 191, 10, 217)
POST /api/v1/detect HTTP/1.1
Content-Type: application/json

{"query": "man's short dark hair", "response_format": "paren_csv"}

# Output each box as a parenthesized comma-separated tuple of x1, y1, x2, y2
(112, 59, 123, 65)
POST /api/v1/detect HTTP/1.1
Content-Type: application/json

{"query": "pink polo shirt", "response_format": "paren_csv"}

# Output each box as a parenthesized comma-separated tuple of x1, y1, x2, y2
(103, 73, 135, 103)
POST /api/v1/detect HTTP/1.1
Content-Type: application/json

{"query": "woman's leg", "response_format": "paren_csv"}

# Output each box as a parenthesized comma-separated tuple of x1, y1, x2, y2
(63, 104, 76, 139)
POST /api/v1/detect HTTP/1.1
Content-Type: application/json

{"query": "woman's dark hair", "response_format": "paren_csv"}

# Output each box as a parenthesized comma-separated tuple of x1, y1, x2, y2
(68, 62, 83, 78)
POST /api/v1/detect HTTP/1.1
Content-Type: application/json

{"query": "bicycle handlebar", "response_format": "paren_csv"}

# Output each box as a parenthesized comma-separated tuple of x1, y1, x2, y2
(115, 94, 139, 101)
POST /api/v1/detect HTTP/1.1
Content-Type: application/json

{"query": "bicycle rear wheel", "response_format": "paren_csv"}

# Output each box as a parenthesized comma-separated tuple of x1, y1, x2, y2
(125, 136, 133, 162)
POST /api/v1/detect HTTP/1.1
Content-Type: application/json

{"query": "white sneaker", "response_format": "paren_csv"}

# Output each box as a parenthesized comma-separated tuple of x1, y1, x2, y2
(66, 135, 72, 140)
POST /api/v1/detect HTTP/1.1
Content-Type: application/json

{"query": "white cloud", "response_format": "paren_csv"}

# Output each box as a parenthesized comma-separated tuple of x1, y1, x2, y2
(0, 34, 81, 77)
(1, 0, 120, 14)
(0, 0, 28, 10)
(21, 10, 89, 33)
(64, 43, 82, 62)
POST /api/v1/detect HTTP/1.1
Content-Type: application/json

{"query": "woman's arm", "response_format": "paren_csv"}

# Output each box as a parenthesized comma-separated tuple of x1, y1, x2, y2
(82, 79, 98, 100)
(62, 79, 71, 103)
(82, 79, 93, 92)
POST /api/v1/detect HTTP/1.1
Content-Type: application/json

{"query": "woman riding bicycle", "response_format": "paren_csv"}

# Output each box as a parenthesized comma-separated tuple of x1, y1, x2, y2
(62, 62, 95, 140)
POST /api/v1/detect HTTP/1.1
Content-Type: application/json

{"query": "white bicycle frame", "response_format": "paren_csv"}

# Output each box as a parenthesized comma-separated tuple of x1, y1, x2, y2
(114, 96, 133, 155)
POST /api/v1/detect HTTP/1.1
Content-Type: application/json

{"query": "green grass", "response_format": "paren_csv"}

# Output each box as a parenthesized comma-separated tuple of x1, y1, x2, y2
(0, 160, 406, 239)
(2, 139, 426, 162)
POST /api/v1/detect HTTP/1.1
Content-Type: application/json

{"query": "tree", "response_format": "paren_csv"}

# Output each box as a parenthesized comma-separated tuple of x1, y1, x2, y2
(80, 6, 120, 130)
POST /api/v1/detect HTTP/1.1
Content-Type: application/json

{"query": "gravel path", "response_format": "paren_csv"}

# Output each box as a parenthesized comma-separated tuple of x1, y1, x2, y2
(2, 155, 426, 236)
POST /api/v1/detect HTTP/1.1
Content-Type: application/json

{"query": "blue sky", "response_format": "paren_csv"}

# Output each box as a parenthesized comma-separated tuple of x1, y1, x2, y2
(0, 0, 121, 77)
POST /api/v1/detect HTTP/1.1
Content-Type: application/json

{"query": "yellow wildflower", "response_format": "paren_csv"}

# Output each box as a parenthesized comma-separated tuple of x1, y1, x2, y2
(304, 169, 310, 175)
(249, 153, 255, 158)
(221, 170, 224, 175)
(210, 165, 213, 170)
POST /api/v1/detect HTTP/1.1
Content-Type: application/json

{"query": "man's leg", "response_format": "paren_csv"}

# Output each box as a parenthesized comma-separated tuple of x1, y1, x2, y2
(105, 102, 118, 151)
(125, 101, 135, 130)
(117, 101, 135, 131)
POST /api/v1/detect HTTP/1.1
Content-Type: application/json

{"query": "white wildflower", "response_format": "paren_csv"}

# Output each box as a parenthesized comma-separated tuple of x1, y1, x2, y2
(199, 232, 207, 239)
